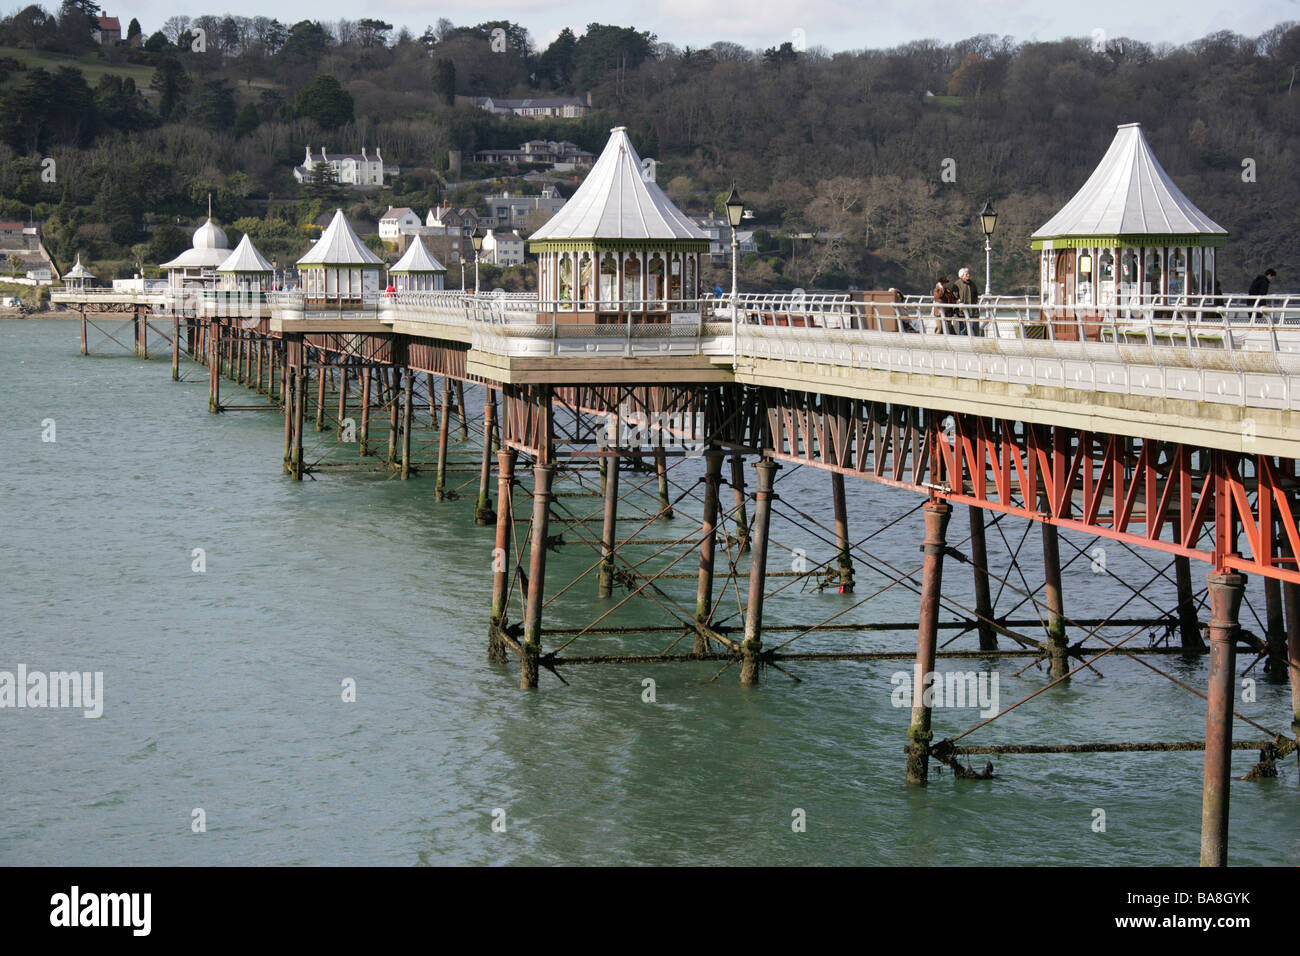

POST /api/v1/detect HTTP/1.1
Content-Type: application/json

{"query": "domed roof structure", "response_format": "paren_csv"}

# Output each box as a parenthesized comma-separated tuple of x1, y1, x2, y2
(192, 217, 229, 251)
(160, 216, 234, 271)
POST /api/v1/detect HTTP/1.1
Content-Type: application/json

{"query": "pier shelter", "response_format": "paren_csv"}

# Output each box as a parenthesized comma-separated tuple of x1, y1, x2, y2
(528, 126, 710, 322)
(296, 209, 383, 307)
(1031, 123, 1227, 317)
(216, 234, 274, 292)
(388, 236, 446, 292)
(62, 254, 95, 291)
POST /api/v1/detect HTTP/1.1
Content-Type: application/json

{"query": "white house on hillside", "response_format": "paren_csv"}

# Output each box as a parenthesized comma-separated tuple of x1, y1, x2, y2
(481, 229, 525, 267)
(474, 96, 590, 118)
(294, 146, 393, 188)
(379, 206, 423, 241)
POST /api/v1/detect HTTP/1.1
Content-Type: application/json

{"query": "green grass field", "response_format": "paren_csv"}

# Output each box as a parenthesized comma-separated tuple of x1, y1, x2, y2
(0, 46, 155, 90)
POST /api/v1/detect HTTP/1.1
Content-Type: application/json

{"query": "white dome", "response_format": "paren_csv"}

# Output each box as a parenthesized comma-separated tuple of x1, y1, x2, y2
(192, 218, 229, 251)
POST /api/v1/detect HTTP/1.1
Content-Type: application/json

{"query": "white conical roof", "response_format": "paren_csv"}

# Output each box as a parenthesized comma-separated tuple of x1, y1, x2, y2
(297, 209, 383, 266)
(529, 127, 708, 242)
(389, 236, 446, 273)
(1033, 123, 1227, 240)
(216, 233, 273, 273)
(192, 217, 229, 250)
(64, 254, 94, 279)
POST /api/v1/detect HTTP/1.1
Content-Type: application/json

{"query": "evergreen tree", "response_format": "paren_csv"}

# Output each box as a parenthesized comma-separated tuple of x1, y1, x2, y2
(295, 74, 353, 129)
(433, 58, 455, 106)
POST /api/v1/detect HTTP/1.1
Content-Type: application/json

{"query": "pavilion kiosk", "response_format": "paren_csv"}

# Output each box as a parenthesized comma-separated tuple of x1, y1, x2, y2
(216, 234, 274, 292)
(1031, 122, 1227, 339)
(296, 209, 383, 308)
(159, 217, 230, 290)
(528, 126, 710, 324)
(62, 254, 95, 291)
(388, 236, 446, 292)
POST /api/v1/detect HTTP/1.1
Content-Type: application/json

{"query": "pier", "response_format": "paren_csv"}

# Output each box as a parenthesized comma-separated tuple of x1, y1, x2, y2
(53, 123, 1300, 866)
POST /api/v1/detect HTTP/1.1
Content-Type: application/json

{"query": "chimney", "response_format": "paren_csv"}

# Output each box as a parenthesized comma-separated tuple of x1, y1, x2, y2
(376, 147, 383, 162)
(305, 145, 312, 164)
(362, 147, 368, 161)
(586, 91, 593, 107)
(321, 148, 328, 162)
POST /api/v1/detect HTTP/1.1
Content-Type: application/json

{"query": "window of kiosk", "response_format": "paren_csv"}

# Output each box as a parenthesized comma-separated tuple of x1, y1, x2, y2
(623, 254, 640, 307)
(1144, 250, 1163, 300)
(1120, 249, 1139, 307)
(1169, 249, 1186, 297)
(600, 254, 618, 308)
(648, 255, 665, 309)
(1098, 250, 1115, 306)
(578, 253, 593, 308)
(558, 255, 573, 309)
(1076, 248, 1093, 305)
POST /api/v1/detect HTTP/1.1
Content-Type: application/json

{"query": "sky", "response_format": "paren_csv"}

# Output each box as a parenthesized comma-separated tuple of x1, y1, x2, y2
(112, 0, 1294, 53)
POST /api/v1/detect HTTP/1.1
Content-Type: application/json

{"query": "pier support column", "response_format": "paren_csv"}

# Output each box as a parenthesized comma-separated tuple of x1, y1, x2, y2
(969, 506, 996, 650)
(906, 500, 952, 784)
(400, 370, 414, 481)
(731, 453, 750, 552)
(79, 308, 87, 355)
(489, 448, 517, 663)
(171, 316, 180, 381)
(1041, 518, 1069, 681)
(1175, 555, 1207, 651)
(474, 391, 497, 524)
(1285, 578, 1300, 767)
(386, 368, 400, 467)
(456, 380, 470, 442)
(315, 357, 327, 431)
(134, 307, 147, 359)
(282, 358, 293, 472)
(695, 451, 723, 650)
(359, 367, 371, 457)
(655, 447, 673, 518)
(1264, 548, 1288, 680)
(740, 459, 777, 685)
(597, 447, 620, 599)
(336, 364, 348, 440)
(435, 377, 452, 501)
(207, 322, 221, 414)
(1200, 571, 1244, 867)
(831, 472, 855, 592)
(521, 461, 555, 690)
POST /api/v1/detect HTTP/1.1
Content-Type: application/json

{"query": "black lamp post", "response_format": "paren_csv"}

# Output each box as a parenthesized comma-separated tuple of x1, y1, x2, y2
(979, 200, 997, 296)
(471, 231, 483, 293)
(724, 186, 745, 360)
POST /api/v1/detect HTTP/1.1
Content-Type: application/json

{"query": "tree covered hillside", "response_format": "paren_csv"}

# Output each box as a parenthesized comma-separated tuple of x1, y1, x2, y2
(1, 6, 1297, 293)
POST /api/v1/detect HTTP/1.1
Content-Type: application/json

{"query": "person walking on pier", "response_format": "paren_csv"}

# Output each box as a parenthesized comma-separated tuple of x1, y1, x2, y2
(956, 267, 981, 335)
(1248, 268, 1275, 297)
(1249, 268, 1275, 320)
(932, 275, 958, 334)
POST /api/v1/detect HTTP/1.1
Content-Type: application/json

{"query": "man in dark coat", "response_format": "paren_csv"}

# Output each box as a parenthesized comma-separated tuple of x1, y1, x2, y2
(1248, 269, 1276, 297)
(957, 266, 981, 335)
(1248, 269, 1275, 319)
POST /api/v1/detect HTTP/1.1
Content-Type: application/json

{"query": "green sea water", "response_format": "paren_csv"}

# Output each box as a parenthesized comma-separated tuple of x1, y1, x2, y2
(1, 319, 1297, 866)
